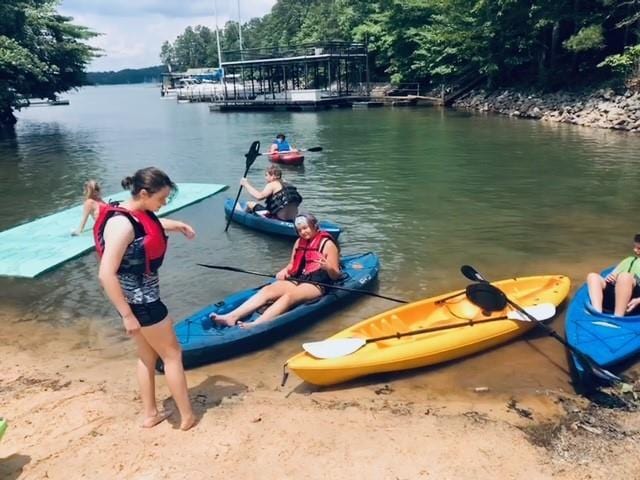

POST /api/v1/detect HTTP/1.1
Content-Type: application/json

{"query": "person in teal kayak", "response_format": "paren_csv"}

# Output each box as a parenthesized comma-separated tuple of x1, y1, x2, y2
(242, 165, 302, 221)
(211, 213, 341, 329)
(269, 133, 292, 153)
(586, 234, 640, 316)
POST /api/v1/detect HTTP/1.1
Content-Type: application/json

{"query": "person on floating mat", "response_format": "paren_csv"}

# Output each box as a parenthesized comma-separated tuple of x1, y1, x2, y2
(94, 167, 196, 431)
(269, 132, 292, 153)
(241, 165, 302, 221)
(211, 213, 340, 329)
(587, 233, 640, 316)
(71, 179, 105, 236)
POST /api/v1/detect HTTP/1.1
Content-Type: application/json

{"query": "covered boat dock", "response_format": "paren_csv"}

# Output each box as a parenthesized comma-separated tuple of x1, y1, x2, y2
(195, 42, 371, 111)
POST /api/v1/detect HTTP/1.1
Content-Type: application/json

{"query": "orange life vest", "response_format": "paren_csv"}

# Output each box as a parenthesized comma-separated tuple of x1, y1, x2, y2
(288, 230, 335, 277)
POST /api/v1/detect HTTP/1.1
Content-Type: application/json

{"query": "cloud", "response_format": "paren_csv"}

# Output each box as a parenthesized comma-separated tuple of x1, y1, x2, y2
(59, 0, 276, 71)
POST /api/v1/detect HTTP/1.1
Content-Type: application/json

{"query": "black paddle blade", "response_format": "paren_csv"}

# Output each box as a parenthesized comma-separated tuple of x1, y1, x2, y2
(573, 350, 621, 384)
(244, 140, 261, 170)
(465, 282, 507, 312)
(461, 265, 484, 282)
(306, 146, 323, 152)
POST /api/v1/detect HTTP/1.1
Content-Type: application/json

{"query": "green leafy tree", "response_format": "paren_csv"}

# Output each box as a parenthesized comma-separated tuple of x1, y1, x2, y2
(0, 0, 98, 127)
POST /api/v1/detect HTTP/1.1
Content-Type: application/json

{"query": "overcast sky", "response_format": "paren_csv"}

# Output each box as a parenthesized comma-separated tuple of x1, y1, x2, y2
(59, 0, 277, 72)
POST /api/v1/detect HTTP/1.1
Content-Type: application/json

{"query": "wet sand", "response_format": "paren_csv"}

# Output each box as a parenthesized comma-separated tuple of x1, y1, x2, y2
(1, 309, 639, 480)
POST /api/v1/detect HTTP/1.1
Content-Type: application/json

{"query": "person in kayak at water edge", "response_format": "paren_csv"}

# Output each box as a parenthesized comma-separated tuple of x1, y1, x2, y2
(269, 132, 292, 153)
(94, 167, 196, 431)
(241, 165, 302, 221)
(71, 179, 105, 236)
(586, 233, 640, 316)
(211, 213, 341, 329)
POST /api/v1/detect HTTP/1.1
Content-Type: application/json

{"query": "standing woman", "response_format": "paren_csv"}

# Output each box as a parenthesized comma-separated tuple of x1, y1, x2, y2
(94, 167, 196, 430)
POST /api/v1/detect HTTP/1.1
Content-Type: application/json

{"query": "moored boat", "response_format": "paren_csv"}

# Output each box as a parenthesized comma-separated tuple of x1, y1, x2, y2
(286, 275, 570, 386)
(161, 252, 379, 369)
(224, 198, 341, 239)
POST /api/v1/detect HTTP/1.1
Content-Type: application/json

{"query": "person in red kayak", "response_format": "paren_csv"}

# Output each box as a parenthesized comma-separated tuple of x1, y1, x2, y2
(586, 233, 640, 316)
(94, 167, 196, 430)
(241, 165, 302, 221)
(211, 213, 341, 329)
(269, 132, 292, 153)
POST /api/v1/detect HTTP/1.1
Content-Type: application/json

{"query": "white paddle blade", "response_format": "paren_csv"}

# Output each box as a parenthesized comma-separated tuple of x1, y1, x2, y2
(507, 303, 556, 322)
(303, 338, 366, 359)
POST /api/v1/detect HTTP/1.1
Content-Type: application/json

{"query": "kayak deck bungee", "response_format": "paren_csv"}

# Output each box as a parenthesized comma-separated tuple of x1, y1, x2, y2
(268, 150, 304, 165)
(565, 267, 640, 389)
(162, 252, 379, 370)
(286, 275, 570, 386)
(224, 198, 341, 239)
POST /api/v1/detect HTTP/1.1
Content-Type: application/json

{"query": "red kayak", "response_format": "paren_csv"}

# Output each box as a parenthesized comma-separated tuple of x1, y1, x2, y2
(268, 150, 304, 165)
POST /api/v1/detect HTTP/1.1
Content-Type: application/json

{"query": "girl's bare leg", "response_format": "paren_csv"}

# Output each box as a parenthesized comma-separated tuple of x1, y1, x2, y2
(141, 318, 196, 430)
(586, 272, 606, 312)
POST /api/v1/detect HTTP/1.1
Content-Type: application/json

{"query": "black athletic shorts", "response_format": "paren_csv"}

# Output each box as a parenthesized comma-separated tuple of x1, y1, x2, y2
(129, 300, 168, 327)
(603, 282, 640, 313)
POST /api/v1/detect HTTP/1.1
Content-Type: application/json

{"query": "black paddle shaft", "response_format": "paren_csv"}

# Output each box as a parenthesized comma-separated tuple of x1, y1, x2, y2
(196, 263, 409, 303)
(225, 141, 261, 232)
(461, 265, 620, 385)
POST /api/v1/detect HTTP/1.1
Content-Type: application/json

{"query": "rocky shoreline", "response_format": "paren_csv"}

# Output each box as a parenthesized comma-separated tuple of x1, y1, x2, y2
(453, 88, 640, 133)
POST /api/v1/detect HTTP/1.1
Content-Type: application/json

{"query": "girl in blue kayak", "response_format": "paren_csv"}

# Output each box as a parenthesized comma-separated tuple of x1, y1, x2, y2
(211, 213, 340, 329)
(241, 165, 302, 221)
(586, 233, 640, 316)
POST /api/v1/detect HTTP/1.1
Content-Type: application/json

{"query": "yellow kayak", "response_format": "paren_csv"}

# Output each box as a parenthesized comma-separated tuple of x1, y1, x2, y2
(286, 275, 570, 386)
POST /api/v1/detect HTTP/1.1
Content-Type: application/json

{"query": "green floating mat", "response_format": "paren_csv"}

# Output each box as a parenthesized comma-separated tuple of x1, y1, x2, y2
(0, 183, 228, 278)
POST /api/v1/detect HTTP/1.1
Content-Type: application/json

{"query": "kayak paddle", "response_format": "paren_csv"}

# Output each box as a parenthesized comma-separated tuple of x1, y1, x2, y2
(196, 263, 409, 303)
(302, 303, 557, 359)
(225, 140, 261, 232)
(460, 265, 621, 385)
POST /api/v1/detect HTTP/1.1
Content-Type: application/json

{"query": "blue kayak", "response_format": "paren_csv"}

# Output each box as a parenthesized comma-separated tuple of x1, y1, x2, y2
(166, 252, 379, 369)
(565, 266, 640, 389)
(224, 198, 342, 239)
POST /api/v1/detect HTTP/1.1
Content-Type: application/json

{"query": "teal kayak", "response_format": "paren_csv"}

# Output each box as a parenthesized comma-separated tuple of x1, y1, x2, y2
(224, 198, 342, 239)
(565, 266, 640, 390)
(160, 252, 379, 370)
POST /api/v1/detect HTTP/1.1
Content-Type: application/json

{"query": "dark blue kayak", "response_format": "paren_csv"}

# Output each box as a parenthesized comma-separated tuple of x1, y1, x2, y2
(565, 266, 640, 389)
(224, 198, 342, 239)
(167, 252, 379, 369)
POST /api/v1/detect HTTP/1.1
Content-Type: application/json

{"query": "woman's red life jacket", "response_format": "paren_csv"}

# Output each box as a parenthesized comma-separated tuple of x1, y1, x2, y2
(93, 203, 167, 275)
(287, 230, 335, 277)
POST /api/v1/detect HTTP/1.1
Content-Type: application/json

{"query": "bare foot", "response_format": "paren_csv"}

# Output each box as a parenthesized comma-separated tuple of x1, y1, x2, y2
(180, 413, 197, 431)
(141, 410, 172, 428)
(209, 312, 237, 327)
(238, 320, 261, 329)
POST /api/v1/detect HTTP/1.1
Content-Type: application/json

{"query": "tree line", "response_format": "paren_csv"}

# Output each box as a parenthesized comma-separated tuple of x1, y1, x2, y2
(86, 66, 168, 85)
(0, 0, 97, 127)
(160, 0, 640, 90)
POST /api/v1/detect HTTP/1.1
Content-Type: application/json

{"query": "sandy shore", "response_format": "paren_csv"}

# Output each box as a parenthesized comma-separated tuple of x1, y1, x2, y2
(1, 316, 639, 480)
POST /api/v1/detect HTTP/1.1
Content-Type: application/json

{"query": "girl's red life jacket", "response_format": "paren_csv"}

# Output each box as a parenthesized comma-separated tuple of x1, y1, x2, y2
(287, 230, 335, 277)
(93, 203, 167, 275)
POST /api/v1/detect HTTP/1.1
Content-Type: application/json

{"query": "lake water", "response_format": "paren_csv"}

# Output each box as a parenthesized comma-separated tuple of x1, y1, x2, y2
(2, 84, 639, 395)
